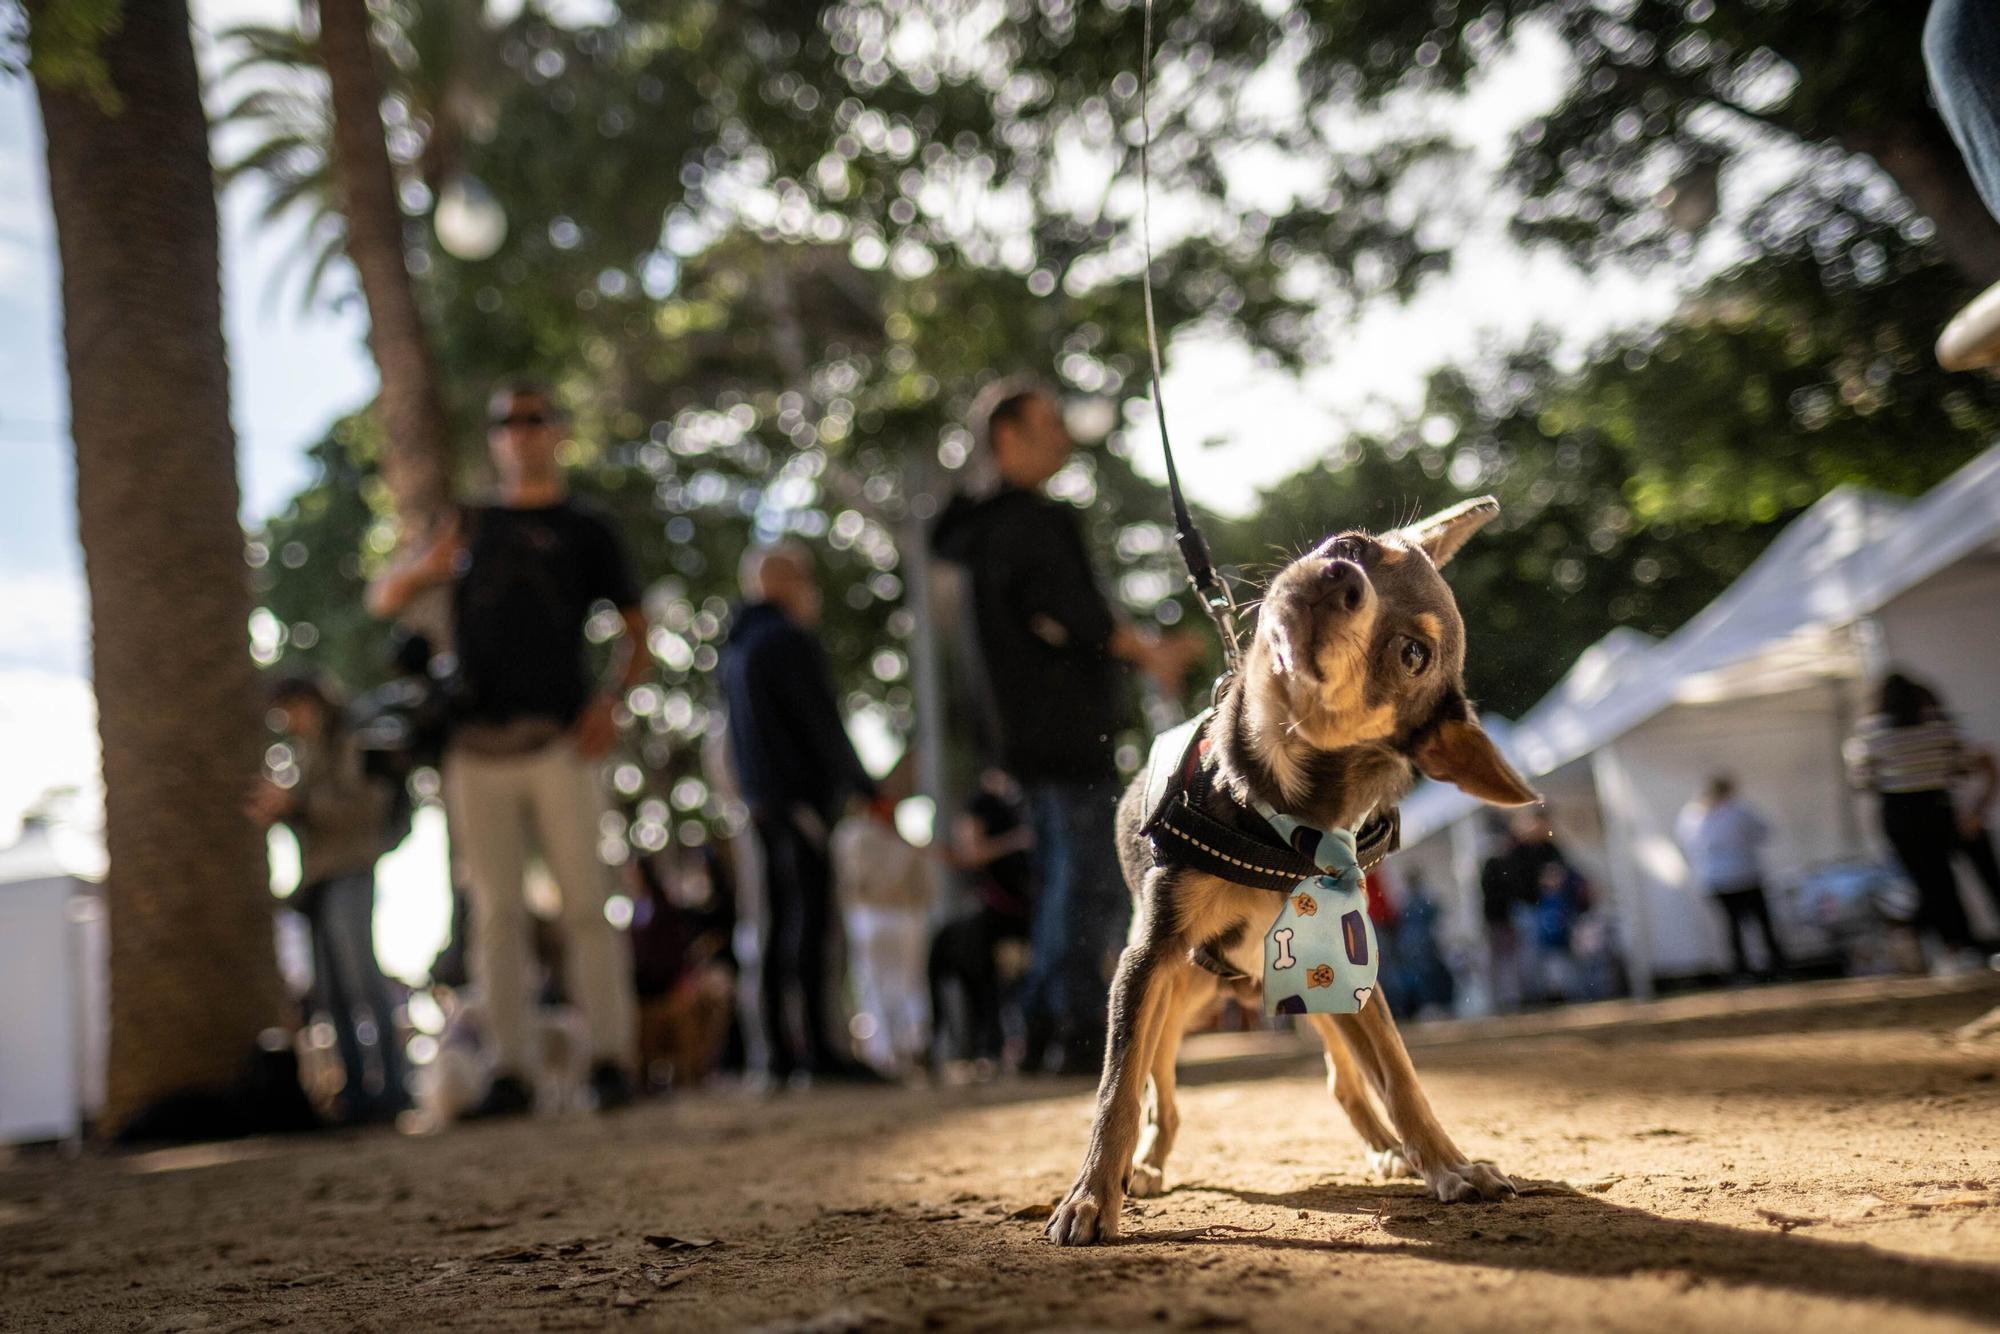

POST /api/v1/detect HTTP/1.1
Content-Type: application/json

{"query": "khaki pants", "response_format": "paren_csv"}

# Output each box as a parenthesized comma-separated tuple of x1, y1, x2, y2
(444, 741, 635, 1076)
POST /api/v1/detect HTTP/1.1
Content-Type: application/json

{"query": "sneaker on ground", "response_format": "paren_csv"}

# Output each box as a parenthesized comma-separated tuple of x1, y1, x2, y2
(463, 1072, 533, 1121)
(1937, 279, 2000, 370)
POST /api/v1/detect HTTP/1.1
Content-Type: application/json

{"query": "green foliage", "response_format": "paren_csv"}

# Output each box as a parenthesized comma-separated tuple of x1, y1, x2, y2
(240, 0, 2000, 820)
(8, 0, 123, 109)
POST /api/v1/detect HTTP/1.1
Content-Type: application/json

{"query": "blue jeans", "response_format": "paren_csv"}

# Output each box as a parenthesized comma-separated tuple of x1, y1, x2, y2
(303, 871, 408, 1116)
(1021, 780, 1129, 1052)
(1927, 0, 2000, 220)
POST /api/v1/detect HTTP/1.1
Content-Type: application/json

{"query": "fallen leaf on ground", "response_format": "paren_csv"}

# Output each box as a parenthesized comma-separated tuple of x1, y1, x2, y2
(642, 1234, 717, 1251)
(1006, 1202, 1054, 1222)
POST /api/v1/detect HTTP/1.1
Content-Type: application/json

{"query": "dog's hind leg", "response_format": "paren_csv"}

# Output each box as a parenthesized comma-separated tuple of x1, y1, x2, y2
(1305, 1014, 1415, 1180)
(1127, 965, 1215, 1199)
(1047, 892, 1183, 1246)
(1332, 991, 1514, 1204)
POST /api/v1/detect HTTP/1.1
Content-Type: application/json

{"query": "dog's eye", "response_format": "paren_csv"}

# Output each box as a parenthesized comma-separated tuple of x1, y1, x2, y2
(1400, 639, 1431, 675)
(1327, 535, 1372, 563)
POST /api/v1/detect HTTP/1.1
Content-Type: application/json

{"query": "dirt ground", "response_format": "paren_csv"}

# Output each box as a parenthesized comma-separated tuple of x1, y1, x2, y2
(6, 975, 2000, 1334)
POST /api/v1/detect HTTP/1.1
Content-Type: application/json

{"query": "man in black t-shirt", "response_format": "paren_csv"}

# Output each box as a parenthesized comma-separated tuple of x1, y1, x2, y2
(369, 380, 649, 1117)
(931, 378, 1201, 1073)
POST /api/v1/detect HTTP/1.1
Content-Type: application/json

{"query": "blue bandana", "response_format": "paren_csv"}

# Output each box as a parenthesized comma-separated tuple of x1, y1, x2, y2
(1247, 802, 1379, 1016)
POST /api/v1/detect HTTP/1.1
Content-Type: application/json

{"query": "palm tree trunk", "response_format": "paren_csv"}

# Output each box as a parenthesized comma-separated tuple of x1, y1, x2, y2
(318, 0, 455, 532)
(34, 0, 288, 1134)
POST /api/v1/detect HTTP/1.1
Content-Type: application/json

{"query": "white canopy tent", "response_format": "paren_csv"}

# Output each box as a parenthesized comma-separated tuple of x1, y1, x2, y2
(0, 818, 106, 1144)
(1394, 443, 2000, 996)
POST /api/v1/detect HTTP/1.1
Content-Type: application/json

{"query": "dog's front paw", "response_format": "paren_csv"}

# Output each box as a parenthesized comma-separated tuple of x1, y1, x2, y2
(1126, 1162, 1167, 1199)
(1366, 1146, 1417, 1181)
(1422, 1158, 1515, 1203)
(1045, 1181, 1119, 1245)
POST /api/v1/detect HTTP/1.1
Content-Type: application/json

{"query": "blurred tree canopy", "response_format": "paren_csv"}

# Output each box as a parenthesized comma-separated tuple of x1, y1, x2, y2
(231, 0, 2000, 806)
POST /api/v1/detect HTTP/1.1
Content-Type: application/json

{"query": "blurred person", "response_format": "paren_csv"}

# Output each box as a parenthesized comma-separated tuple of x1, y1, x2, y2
(1676, 774, 1788, 982)
(1478, 817, 1527, 1012)
(1488, 808, 1579, 1004)
(718, 541, 879, 1087)
(1846, 671, 2000, 972)
(831, 795, 933, 1077)
(366, 379, 648, 1117)
(929, 772, 1037, 1069)
(249, 673, 410, 1125)
(931, 377, 1202, 1074)
(1924, 0, 2000, 369)
(1390, 868, 1457, 1019)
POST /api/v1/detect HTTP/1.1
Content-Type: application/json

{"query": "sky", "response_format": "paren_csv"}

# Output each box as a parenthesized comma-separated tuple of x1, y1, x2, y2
(0, 3, 1695, 976)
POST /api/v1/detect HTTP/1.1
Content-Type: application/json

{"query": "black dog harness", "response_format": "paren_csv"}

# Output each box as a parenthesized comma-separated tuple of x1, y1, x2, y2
(1139, 708, 1400, 982)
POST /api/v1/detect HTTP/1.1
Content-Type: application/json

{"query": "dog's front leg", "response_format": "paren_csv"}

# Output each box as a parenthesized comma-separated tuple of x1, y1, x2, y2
(1127, 963, 1214, 1199)
(1046, 921, 1181, 1245)
(1334, 993, 1514, 1204)
(1305, 1014, 1414, 1181)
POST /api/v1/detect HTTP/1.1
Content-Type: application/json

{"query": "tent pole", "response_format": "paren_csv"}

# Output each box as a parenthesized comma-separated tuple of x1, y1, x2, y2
(1590, 747, 1655, 1001)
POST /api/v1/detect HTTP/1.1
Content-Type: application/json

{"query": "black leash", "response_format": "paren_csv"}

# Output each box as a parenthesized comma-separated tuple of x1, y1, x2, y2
(1140, 0, 1242, 675)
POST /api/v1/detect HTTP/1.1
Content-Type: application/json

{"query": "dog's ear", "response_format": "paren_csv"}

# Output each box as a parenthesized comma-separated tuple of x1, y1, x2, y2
(1414, 704, 1539, 807)
(1399, 496, 1500, 568)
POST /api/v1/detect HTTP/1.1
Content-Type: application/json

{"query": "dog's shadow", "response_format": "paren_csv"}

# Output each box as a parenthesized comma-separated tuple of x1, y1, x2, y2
(1143, 1179, 2000, 1324)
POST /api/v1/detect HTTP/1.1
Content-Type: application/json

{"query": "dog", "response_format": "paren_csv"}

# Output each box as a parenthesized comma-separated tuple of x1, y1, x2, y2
(1046, 497, 1540, 1245)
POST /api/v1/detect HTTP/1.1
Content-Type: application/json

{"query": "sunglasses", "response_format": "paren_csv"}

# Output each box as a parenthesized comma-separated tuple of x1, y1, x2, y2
(491, 411, 555, 429)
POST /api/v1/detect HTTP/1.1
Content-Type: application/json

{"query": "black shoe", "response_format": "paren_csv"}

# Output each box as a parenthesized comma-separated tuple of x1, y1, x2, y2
(464, 1073, 533, 1121)
(589, 1061, 635, 1112)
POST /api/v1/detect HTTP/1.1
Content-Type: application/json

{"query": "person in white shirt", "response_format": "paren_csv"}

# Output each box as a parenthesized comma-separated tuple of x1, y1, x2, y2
(1676, 775, 1788, 980)
(831, 797, 933, 1077)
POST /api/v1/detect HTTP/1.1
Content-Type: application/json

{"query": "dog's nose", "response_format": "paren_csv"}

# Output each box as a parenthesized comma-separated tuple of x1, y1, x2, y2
(1318, 558, 1367, 613)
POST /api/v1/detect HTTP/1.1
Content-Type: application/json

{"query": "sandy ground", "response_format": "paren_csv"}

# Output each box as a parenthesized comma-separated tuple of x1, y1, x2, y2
(6, 975, 2000, 1333)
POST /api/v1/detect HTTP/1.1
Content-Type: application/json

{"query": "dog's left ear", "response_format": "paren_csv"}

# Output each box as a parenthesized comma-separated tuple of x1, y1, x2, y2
(1414, 701, 1539, 807)
(1399, 496, 1500, 568)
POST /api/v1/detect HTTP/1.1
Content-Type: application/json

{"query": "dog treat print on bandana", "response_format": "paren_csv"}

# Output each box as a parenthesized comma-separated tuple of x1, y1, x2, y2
(1251, 813, 1378, 1017)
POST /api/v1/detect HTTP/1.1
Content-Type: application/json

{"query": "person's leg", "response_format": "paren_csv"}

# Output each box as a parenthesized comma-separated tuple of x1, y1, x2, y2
(753, 816, 805, 1079)
(321, 870, 409, 1109)
(1714, 891, 1753, 976)
(1927, 0, 2000, 219)
(1960, 821, 2000, 926)
(305, 889, 368, 1112)
(444, 750, 536, 1078)
(1883, 797, 1975, 950)
(1020, 784, 1069, 1067)
(790, 827, 844, 1072)
(885, 908, 931, 1066)
(1924, 0, 2000, 367)
(526, 744, 637, 1074)
(1744, 884, 1788, 973)
(845, 905, 891, 1070)
(1055, 780, 1129, 1068)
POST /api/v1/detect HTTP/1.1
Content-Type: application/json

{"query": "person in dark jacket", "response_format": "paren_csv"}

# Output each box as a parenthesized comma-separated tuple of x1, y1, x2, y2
(930, 377, 1200, 1073)
(719, 540, 878, 1086)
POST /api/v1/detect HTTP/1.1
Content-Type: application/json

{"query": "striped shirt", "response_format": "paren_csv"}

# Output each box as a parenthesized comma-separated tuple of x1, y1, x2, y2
(1844, 714, 1970, 795)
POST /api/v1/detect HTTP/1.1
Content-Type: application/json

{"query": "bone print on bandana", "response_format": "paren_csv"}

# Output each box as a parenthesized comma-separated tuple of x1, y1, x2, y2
(1256, 818, 1379, 1017)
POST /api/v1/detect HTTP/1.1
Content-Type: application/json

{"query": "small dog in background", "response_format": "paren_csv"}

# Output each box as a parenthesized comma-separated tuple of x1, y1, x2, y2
(1047, 497, 1539, 1246)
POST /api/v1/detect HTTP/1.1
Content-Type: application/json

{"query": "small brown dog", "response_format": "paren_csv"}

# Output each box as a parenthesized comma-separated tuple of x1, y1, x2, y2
(1047, 497, 1538, 1245)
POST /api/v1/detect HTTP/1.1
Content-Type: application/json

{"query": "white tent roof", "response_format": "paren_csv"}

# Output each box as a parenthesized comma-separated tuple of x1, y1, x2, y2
(1401, 442, 2000, 844)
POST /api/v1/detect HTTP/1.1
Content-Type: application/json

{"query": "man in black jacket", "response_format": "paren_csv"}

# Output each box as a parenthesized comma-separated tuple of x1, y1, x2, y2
(931, 378, 1199, 1073)
(719, 541, 877, 1086)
